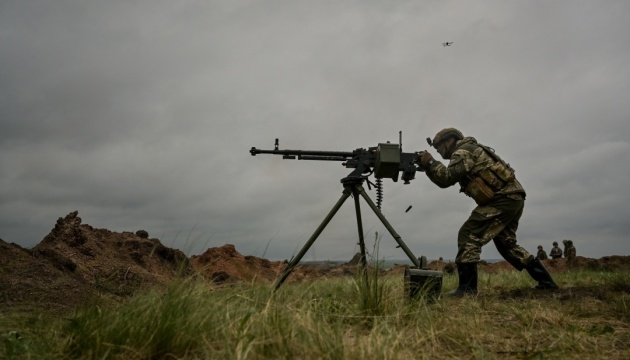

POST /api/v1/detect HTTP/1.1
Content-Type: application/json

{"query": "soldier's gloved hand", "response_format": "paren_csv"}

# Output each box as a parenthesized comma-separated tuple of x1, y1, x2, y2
(418, 150, 435, 168)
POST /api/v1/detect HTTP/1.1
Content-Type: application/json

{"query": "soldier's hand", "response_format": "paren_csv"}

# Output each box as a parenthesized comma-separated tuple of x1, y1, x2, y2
(418, 150, 434, 167)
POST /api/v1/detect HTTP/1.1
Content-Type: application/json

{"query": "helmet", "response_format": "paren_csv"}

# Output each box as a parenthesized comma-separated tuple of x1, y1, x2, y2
(553, 241, 558, 246)
(562, 239, 568, 244)
(537, 245, 542, 249)
(431, 128, 464, 148)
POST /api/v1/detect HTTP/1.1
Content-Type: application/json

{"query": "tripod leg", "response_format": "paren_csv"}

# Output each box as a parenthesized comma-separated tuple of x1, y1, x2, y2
(351, 187, 368, 281)
(356, 185, 422, 268)
(274, 188, 353, 290)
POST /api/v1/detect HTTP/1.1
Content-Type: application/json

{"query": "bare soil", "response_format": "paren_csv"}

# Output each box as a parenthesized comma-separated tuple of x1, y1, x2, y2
(1, 211, 629, 311)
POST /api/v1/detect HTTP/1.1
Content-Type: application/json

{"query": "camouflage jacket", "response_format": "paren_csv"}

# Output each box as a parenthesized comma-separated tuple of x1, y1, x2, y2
(425, 137, 526, 199)
(549, 246, 563, 258)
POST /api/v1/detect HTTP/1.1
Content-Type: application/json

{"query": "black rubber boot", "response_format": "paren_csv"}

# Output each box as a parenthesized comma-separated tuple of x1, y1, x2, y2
(525, 258, 559, 289)
(446, 263, 478, 296)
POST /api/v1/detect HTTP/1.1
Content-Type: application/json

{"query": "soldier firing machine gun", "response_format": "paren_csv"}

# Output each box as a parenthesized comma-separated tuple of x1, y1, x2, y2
(250, 132, 430, 290)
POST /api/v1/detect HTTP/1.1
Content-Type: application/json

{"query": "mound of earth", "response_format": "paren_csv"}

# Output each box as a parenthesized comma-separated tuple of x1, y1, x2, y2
(190, 247, 361, 284)
(190, 244, 286, 283)
(1, 211, 192, 310)
(2, 211, 629, 312)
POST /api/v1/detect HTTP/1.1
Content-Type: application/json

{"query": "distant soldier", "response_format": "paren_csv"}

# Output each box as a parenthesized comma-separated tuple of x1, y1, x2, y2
(536, 245, 548, 260)
(549, 241, 562, 259)
(562, 239, 569, 258)
(566, 240, 577, 262)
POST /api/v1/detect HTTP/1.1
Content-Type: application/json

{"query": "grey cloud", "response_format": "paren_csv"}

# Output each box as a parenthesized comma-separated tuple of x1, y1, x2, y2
(1, 0, 629, 261)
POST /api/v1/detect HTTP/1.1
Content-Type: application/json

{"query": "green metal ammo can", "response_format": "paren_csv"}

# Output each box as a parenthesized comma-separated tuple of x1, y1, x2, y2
(404, 267, 443, 300)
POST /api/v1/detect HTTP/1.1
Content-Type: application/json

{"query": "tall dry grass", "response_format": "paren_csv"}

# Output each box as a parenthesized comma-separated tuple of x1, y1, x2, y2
(1, 269, 629, 359)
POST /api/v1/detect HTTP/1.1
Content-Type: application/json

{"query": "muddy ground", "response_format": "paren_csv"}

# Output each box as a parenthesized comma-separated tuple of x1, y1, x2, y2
(1, 211, 628, 311)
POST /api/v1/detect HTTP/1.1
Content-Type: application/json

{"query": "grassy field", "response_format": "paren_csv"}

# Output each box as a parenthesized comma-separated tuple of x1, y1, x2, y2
(1, 268, 629, 359)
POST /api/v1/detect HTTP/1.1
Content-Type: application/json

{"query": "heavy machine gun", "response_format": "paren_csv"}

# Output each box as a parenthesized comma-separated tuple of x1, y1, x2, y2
(250, 131, 422, 184)
(250, 132, 426, 290)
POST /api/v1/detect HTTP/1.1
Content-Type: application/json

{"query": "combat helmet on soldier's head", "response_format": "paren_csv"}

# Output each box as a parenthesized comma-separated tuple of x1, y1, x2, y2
(537, 245, 543, 249)
(553, 241, 558, 246)
(431, 128, 464, 148)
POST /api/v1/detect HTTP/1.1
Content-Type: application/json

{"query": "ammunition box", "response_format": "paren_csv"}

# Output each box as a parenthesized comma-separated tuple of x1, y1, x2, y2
(374, 143, 400, 179)
(404, 267, 443, 299)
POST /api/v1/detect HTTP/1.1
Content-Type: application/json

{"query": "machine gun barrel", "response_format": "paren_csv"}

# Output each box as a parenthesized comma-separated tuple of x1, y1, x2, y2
(250, 138, 354, 160)
(249, 147, 354, 161)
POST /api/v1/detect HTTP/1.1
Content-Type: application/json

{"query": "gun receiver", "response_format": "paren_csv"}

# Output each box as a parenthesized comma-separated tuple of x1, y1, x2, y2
(250, 133, 422, 184)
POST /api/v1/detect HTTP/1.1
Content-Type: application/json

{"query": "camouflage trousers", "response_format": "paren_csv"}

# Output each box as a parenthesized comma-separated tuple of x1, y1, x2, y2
(456, 195, 534, 270)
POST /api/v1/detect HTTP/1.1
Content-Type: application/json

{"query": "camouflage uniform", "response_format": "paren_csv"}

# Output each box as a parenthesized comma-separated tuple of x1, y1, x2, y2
(549, 244, 562, 259)
(425, 136, 534, 269)
(562, 240, 569, 258)
(536, 246, 548, 260)
(566, 240, 577, 262)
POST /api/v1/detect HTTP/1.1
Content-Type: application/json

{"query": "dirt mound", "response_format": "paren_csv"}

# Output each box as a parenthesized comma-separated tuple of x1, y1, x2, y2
(0, 239, 89, 311)
(1, 211, 192, 310)
(189, 245, 360, 284)
(190, 244, 286, 283)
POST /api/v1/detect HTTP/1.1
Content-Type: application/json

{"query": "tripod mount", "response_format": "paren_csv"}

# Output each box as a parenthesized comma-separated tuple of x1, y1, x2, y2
(273, 174, 421, 290)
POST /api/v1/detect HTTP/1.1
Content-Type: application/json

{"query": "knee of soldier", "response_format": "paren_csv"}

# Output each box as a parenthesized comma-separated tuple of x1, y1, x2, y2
(493, 233, 517, 247)
(457, 232, 473, 249)
(459, 233, 484, 251)
(457, 228, 466, 242)
(457, 226, 472, 245)
(457, 223, 467, 237)
(457, 241, 482, 263)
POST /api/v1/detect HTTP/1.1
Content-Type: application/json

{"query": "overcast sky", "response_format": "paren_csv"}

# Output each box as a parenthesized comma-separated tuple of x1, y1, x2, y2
(1, 0, 629, 262)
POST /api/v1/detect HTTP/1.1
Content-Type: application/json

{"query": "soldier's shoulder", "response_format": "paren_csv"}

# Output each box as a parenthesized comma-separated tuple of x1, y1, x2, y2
(451, 146, 478, 160)
(456, 141, 480, 154)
